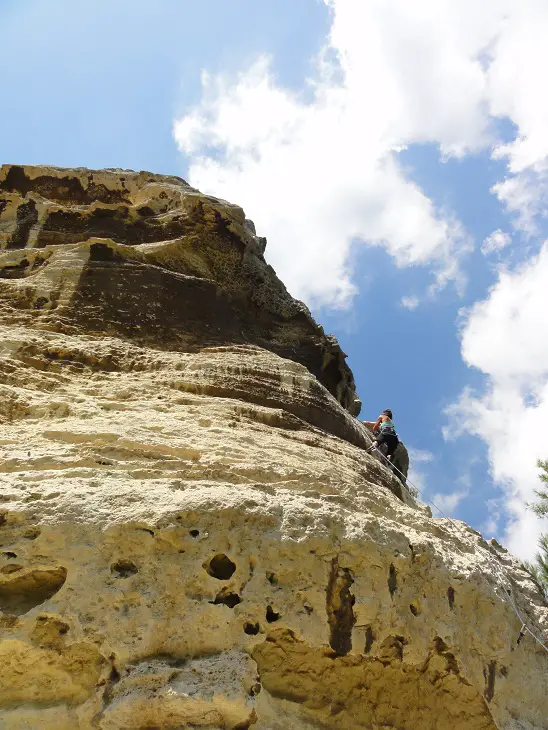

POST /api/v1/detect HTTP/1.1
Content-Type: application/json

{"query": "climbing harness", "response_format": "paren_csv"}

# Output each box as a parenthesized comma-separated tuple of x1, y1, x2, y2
(368, 441, 548, 655)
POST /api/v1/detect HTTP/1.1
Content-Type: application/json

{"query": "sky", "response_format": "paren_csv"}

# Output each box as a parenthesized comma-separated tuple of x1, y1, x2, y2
(2, 0, 548, 559)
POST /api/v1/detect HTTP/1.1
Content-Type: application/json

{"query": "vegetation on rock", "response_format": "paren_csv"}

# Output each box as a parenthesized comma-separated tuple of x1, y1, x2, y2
(524, 459, 548, 597)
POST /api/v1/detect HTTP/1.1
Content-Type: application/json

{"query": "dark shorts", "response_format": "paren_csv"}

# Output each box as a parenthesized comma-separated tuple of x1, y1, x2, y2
(375, 432, 399, 458)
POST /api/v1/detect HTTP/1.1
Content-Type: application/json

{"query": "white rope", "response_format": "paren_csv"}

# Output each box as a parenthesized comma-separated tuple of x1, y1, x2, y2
(369, 443, 548, 654)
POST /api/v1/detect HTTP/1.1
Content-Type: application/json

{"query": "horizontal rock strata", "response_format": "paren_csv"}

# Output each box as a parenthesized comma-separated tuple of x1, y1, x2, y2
(0, 165, 547, 730)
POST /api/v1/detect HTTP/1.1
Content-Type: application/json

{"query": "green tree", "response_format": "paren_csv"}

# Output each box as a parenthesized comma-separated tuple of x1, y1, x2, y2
(530, 458, 548, 517)
(525, 460, 548, 596)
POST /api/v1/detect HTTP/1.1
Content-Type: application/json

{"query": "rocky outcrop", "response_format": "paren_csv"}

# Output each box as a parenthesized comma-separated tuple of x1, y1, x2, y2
(0, 165, 359, 418)
(0, 165, 547, 730)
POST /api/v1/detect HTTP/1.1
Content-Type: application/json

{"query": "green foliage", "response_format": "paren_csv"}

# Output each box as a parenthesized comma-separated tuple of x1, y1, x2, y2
(523, 560, 547, 599)
(530, 459, 548, 517)
(525, 461, 548, 596)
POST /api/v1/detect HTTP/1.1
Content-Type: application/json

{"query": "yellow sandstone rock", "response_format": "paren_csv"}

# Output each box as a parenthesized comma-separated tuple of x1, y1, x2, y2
(0, 165, 546, 729)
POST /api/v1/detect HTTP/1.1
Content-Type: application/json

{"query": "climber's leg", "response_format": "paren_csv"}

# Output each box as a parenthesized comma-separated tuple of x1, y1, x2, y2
(374, 433, 389, 456)
(375, 433, 399, 465)
(385, 434, 399, 459)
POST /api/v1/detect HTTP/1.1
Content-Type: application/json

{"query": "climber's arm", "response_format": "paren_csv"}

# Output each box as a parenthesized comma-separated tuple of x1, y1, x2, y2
(362, 416, 382, 433)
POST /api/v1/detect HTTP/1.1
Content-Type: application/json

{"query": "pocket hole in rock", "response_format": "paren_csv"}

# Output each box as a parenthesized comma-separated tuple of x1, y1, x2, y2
(388, 564, 397, 597)
(109, 662, 121, 683)
(266, 605, 280, 623)
(0, 566, 67, 615)
(3, 552, 17, 559)
(244, 621, 260, 635)
(33, 614, 70, 645)
(249, 682, 261, 697)
(189, 529, 199, 538)
(266, 572, 277, 585)
(364, 626, 374, 654)
(111, 560, 138, 578)
(210, 588, 241, 608)
(409, 603, 420, 616)
(447, 586, 455, 610)
(205, 554, 236, 580)
(1, 564, 23, 575)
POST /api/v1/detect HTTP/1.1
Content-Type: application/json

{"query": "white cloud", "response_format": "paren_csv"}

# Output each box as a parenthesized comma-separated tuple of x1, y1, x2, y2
(486, 3, 548, 232)
(407, 465, 427, 500)
(431, 488, 469, 516)
(174, 0, 501, 308)
(400, 295, 420, 311)
(447, 244, 548, 558)
(408, 447, 434, 464)
(481, 229, 511, 255)
(405, 447, 435, 502)
(416, 458, 473, 518)
(174, 0, 548, 305)
(481, 498, 503, 537)
(492, 169, 548, 236)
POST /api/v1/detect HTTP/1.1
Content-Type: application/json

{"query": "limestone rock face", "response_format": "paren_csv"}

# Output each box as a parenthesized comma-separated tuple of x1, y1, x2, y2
(0, 165, 547, 730)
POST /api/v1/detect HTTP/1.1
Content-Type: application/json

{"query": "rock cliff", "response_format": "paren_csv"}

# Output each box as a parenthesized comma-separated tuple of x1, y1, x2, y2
(0, 164, 546, 730)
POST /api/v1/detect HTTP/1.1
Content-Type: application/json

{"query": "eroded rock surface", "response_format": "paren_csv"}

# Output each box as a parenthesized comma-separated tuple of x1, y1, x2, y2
(0, 165, 547, 730)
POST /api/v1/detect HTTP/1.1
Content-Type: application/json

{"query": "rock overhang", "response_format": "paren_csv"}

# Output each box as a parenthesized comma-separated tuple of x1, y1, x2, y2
(0, 163, 360, 418)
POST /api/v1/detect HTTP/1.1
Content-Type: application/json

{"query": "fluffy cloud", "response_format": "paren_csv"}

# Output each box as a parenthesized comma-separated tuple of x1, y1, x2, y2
(481, 229, 512, 255)
(400, 296, 420, 311)
(431, 488, 470, 516)
(406, 448, 434, 502)
(174, 1, 501, 307)
(447, 244, 548, 557)
(408, 448, 434, 464)
(492, 169, 548, 237)
(174, 0, 548, 306)
(487, 3, 548, 230)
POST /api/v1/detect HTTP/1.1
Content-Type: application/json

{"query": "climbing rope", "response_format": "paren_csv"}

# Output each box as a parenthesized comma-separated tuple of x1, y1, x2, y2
(368, 443, 548, 654)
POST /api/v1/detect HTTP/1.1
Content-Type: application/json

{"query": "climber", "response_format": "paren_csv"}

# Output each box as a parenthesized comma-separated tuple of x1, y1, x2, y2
(362, 409, 399, 461)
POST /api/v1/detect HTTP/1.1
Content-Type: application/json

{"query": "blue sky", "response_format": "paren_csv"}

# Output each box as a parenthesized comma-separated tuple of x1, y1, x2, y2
(3, 0, 548, 558)
(0, 0, 327, 173)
